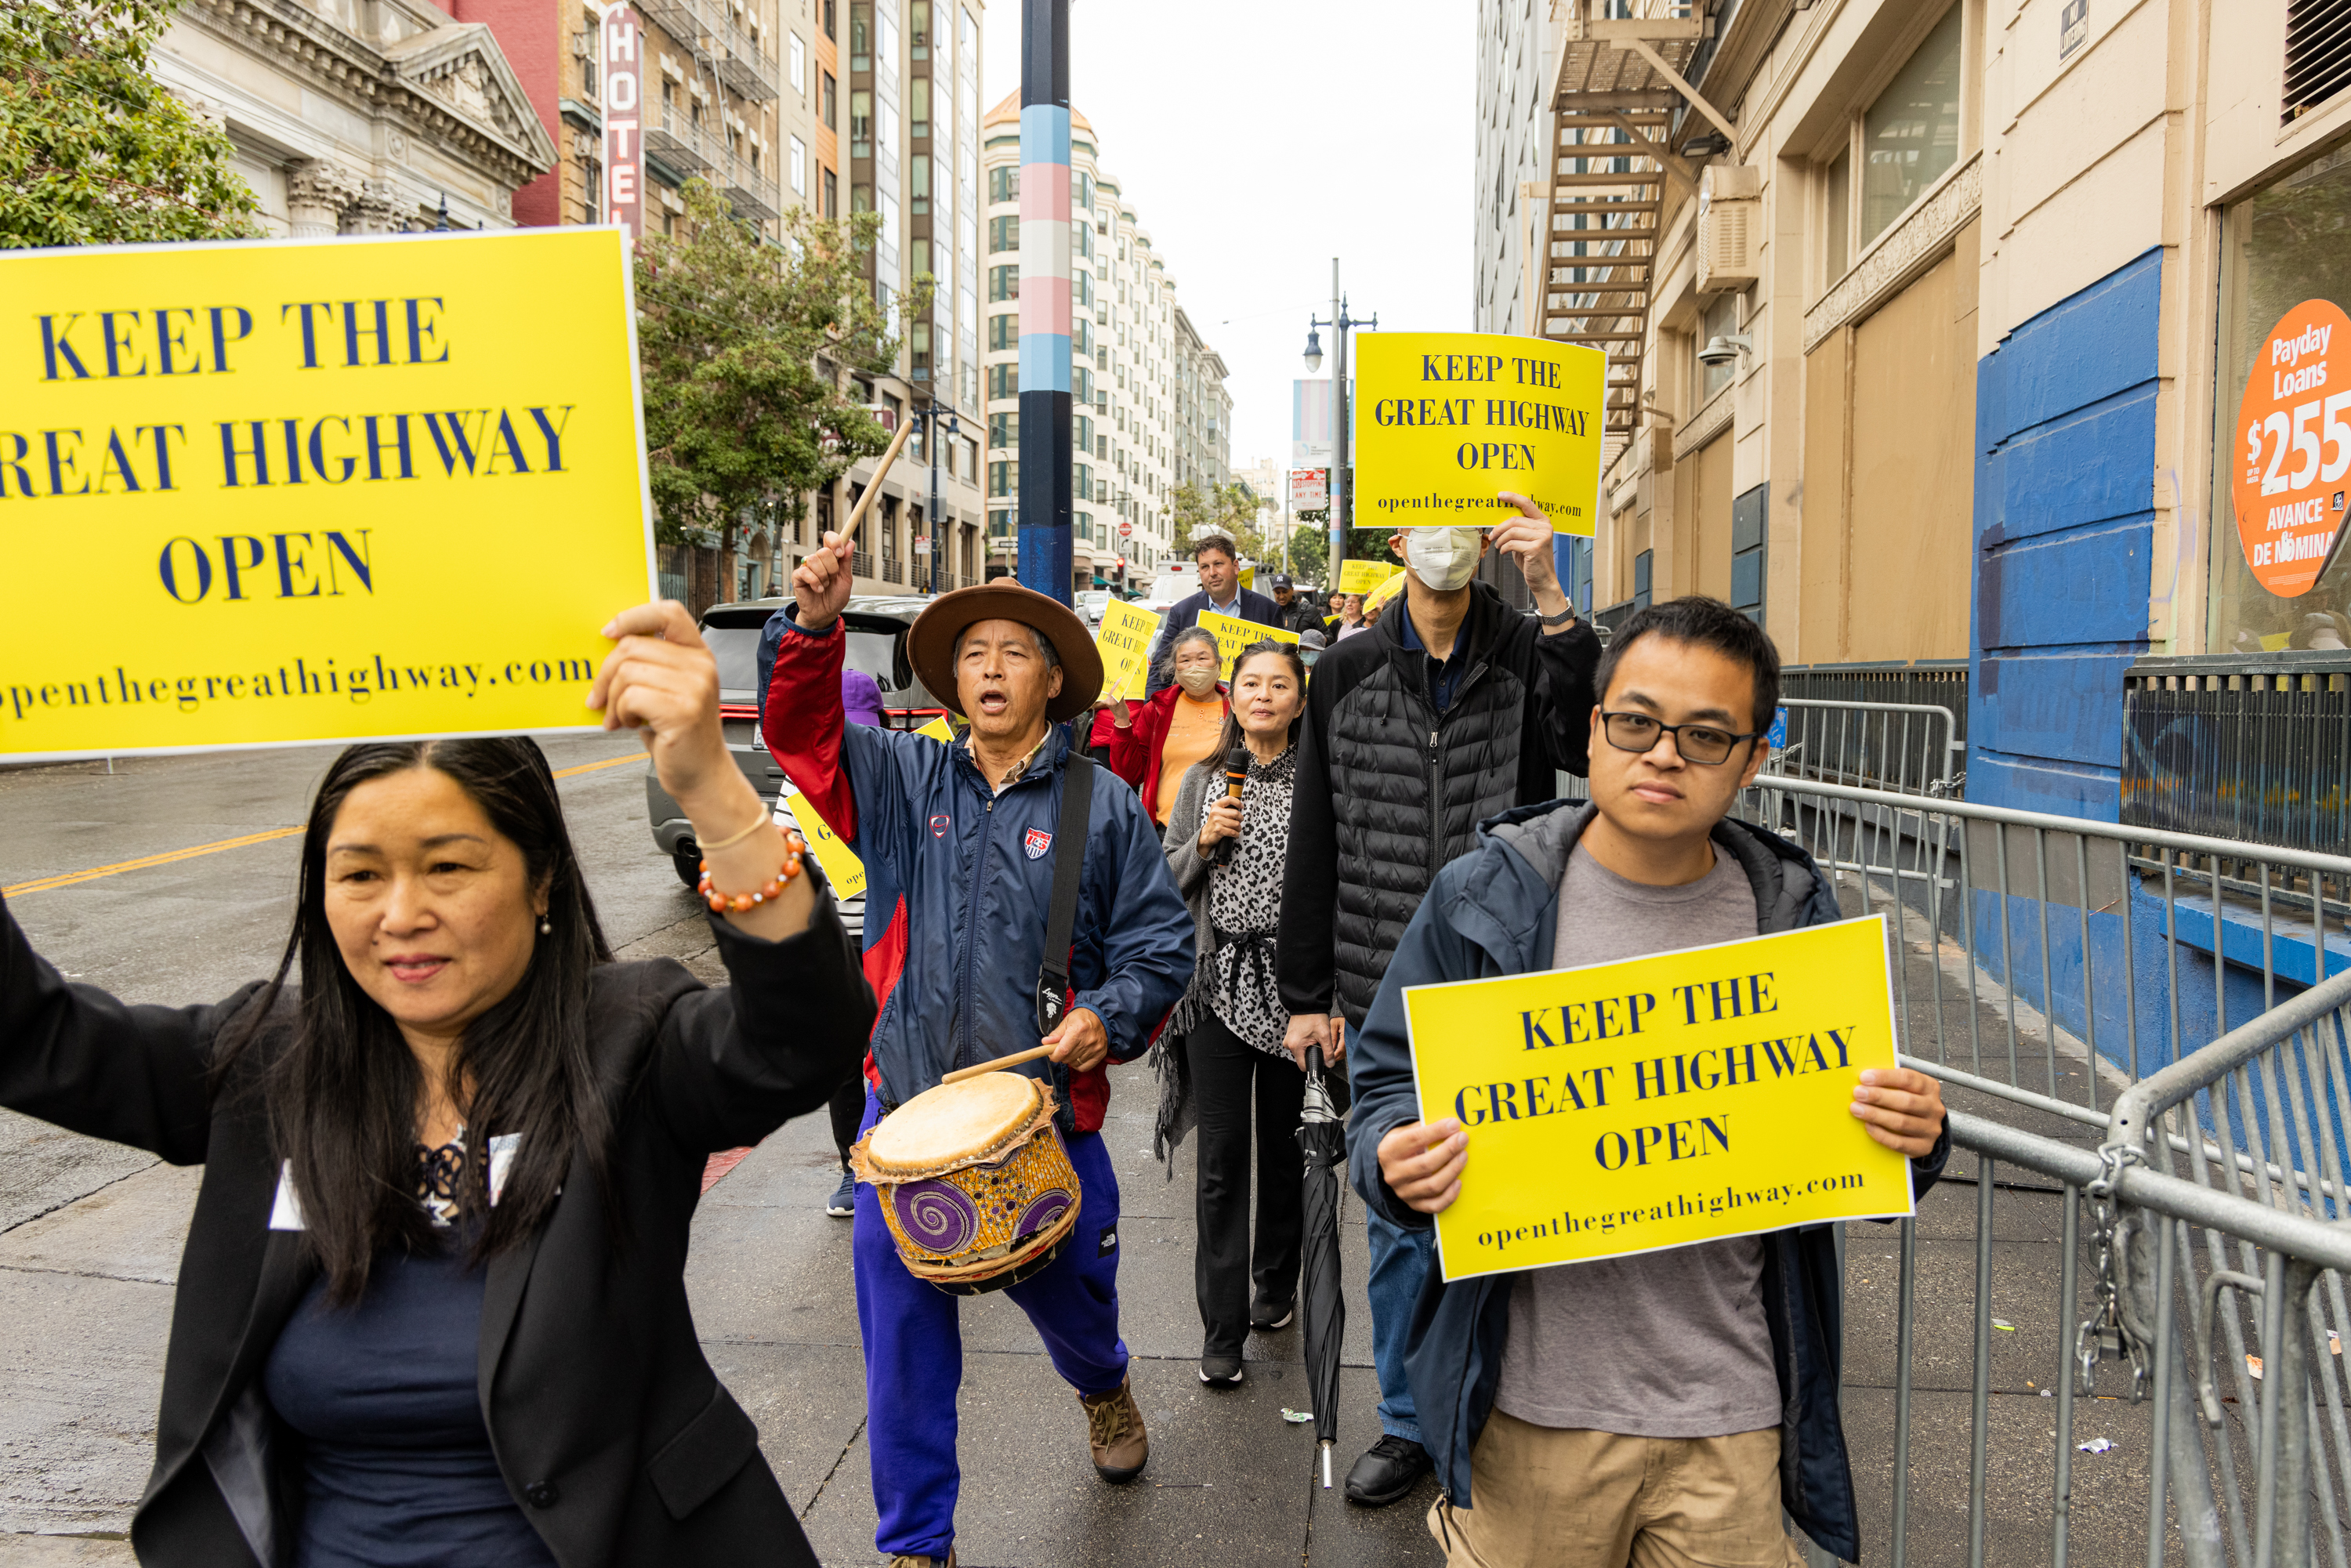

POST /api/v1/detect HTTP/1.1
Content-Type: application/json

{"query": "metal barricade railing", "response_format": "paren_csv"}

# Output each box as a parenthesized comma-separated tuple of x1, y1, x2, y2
(1765, 698, 1965, 798)
(1737, 775, 2351, 1117)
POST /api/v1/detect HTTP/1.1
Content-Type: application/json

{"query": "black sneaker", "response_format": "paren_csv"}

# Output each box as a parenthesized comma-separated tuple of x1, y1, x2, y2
(1197, 1353, 1244, 1389)
(1248, 1298, 1295, 1333)
(825, 1170, 857, 1217)
(1344, 1434, 1430, 1508)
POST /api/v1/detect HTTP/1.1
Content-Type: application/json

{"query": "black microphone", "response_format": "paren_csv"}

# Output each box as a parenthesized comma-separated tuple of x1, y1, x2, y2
(1212, 745, 1250, 867)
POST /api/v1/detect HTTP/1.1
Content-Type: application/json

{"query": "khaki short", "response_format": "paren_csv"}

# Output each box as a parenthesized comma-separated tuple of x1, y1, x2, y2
(1425, 1411, 1807, 1568)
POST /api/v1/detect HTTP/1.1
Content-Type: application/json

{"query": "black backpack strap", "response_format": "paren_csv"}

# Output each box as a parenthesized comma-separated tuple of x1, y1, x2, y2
(1034, 755, 1096, 1037)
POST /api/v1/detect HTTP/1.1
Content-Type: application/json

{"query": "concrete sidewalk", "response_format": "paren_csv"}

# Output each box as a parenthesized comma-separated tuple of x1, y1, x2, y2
(0, 900, 2168, 1566)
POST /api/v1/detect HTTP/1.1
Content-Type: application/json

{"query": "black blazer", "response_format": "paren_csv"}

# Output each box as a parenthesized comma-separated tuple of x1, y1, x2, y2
(0, 891, 874, 1568)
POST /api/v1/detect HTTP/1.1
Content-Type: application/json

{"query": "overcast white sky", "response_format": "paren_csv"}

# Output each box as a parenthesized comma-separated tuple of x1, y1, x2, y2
(978, 0, 1476, 478)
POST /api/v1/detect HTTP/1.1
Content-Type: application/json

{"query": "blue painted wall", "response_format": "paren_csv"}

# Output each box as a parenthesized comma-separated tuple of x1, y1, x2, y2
(1971, 248, 2162, 822)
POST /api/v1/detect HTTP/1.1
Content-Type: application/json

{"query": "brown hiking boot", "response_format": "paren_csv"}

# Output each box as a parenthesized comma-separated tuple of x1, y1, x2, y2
(1079, 1377, 1149, 1483)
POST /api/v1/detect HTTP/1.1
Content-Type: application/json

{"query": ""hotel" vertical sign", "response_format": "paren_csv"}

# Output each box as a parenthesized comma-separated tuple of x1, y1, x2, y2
(600, 5, 643, 239)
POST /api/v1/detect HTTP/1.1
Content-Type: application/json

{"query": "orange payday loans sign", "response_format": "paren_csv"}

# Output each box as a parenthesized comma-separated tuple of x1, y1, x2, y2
(2232, 298, 2351, 598)
(0, 228, 655, 762)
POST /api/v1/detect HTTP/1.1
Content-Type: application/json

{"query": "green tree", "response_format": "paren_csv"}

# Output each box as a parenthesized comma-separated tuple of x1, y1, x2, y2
(1286, 525, 1328, 585)
(636, 180, 929, 591)
(1169, 480, 1270, 563)
(0, 0, 263, 248)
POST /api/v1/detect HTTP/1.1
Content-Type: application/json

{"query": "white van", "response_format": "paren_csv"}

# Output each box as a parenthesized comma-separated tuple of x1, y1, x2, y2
(1143, 562, 1199, 608)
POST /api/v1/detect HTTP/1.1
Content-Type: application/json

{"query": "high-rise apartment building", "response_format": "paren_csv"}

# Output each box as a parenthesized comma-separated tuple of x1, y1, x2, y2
(977, 96, 1228, 596)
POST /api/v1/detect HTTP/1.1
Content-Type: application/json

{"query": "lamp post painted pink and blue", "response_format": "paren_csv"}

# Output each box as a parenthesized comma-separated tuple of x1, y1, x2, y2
(1015, 0, 1073, 603)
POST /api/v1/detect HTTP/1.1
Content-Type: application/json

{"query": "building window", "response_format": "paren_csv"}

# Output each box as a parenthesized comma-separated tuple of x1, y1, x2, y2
(789, 136, 806, 196)
(990, 411, 1017, 447)
(909, 2, 928, 58)
(822, 71, 837, 128)
(789, 33, 806, 96)
(1860, 5, 1962, 250)
(1821, 150, 1850, 284)
(910, 78, 929, 140)
(988, 166, 1017, 203)
(988, 215, 1019, 252)
(911, 323, 931, 382)
(988, 313, 1016, 350)
(1074, 463, 1092, 502)
(989, 508, 1011, 537)
(850, 2, 869, 70)
(1632, 549, 1653, 612)
(1730, 484, 1766, 626)
(988, 363, 1018, 399)
(911, 155, 930, 215)
(824, 167, 837, 217)
(989, 264, 1019, 301)
(988, 460, 1017, 497)
(851, 91, 872, 158)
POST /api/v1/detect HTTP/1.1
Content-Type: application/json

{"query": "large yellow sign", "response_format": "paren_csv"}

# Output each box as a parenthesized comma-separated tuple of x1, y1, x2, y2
(1093, 599, 1161, 703)
(1336, 559, 1397, 596)
(0, 230, 654, 762)
(1197, 610, 1300, 679)
(1354, 331, 1605, 538)
(1404, 917, 1912, 1282)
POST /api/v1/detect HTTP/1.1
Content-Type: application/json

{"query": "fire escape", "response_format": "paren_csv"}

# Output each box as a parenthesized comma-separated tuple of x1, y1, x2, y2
(636, 0, 782, 223)
(1541, 2, 1733, 455)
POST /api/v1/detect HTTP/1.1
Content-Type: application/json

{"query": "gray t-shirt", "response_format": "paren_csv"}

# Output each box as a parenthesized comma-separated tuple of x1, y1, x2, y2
(1491, 836, 1784, 1438)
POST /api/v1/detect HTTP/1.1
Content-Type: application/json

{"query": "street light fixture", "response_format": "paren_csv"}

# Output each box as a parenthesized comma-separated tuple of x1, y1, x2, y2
(1306, 260, 1376, 578)
(1302, 326, 1324, 375)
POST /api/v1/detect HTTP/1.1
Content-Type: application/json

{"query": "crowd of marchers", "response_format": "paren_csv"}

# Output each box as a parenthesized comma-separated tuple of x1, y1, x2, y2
(0, 494, 1950, 1568)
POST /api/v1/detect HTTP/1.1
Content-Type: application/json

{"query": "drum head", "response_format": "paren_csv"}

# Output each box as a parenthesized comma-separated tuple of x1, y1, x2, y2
(866, 1072, 1049, 1179)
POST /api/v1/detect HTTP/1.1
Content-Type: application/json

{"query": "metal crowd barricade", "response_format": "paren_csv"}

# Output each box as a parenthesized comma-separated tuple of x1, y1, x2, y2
(1765, 698, 1966, 798)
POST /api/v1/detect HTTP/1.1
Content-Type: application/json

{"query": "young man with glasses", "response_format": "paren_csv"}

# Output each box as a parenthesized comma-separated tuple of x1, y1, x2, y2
(1341, 596, 1951, 1566)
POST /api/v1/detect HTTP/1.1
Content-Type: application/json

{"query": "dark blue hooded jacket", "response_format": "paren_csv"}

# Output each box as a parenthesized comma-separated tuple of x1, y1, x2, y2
(1344, 798, 1949, 1562)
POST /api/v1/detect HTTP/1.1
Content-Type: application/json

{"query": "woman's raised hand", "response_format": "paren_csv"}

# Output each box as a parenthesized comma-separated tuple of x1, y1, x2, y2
(1197, 795, 1242, 856)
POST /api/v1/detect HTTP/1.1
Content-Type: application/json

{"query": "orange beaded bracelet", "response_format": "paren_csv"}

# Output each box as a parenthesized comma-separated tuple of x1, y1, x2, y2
(697, 829, 810, 914)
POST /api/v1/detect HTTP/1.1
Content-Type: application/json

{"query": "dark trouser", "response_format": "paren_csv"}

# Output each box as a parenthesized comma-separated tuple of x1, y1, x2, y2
(1188, 1012, 1306, 1356)
(829, 1074, 865, 1169)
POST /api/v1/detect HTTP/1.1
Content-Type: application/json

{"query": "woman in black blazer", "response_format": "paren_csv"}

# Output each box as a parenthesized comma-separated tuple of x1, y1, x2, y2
(0, 602, 872, 1568)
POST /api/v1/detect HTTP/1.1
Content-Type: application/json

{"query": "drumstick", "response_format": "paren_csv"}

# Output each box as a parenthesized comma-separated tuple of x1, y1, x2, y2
(839, 415, 918, 549)
(940, 1043, 1059, 1085)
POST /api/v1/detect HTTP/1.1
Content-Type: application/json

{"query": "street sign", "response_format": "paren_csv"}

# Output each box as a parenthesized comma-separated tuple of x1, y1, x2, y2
(1118, 519, 1133, 538)
(1290, 467, 1329, 509)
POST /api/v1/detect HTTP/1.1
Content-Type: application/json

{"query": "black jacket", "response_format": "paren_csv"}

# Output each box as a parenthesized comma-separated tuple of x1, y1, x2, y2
(1276, 581, 1601, 1027)
(1345, 801, 1948, 1559)
(0, 892, 873, 1568)
(1145, 586, 1287, 696)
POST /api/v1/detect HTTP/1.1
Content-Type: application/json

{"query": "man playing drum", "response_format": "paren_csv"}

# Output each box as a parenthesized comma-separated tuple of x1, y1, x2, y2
(766, 531, 1195, 1568)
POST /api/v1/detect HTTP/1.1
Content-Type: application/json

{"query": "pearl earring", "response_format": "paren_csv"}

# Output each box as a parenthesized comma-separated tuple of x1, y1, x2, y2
(538, 917, 552, 935)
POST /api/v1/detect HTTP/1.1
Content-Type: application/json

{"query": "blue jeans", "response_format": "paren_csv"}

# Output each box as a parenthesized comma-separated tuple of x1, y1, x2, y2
(1364, 1206, 1434, 1444)
(853, 1093, 1129, 1559)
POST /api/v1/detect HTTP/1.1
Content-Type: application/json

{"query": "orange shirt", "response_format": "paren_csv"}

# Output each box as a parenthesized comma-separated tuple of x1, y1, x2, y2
(1154, 693, 1226, 824)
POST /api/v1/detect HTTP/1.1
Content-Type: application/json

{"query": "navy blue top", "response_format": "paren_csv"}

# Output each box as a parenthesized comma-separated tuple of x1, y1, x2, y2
(263, 1235, 558, 1568)
(1398, 602, 1469, 713)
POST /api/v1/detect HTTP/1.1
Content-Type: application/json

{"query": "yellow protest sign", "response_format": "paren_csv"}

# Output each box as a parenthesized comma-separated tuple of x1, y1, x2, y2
(915, 715, 956, 744)
(1093, 600, 1161, 704)
(1337, 559, 1397, 596)
(1354, 331, 1605, 537)
(0, 230, 653, 762)
(782, 789, 867, 901)
(1197, 610, 1300, 679)
(1404, 917, 1911, 1283)
(1364, 570, 1408, 615)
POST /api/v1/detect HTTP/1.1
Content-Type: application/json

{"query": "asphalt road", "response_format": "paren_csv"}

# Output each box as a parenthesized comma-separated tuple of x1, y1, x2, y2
(0, 743, 2154, 1566)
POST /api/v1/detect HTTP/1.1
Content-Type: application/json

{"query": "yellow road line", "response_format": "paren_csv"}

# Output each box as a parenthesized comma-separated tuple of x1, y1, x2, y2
(2, 750, 644, 898)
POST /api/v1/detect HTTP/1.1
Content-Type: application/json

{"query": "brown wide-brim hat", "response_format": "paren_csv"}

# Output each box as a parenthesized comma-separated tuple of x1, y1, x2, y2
(907, 581, 1103, 724)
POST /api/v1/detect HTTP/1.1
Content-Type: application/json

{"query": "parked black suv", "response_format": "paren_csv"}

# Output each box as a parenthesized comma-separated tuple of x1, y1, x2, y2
(647, 596, 946, 886)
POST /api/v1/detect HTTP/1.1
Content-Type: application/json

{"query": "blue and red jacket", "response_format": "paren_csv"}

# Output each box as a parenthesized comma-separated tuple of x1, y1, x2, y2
(763, 610, 1194, 1133)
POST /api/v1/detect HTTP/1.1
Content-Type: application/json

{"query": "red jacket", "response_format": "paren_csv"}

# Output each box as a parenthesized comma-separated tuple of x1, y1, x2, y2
(1104, 683, 1226, 822)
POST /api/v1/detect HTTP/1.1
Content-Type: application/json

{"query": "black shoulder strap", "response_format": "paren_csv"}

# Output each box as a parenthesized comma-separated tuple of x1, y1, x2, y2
(1034, 755, 1095, 1036)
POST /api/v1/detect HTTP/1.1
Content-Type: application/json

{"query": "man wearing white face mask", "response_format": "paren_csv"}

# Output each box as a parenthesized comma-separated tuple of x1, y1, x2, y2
(1275, 492, 1602, 1511)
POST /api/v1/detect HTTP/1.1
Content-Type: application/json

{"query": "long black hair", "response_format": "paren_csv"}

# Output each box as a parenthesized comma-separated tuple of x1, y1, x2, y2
(219, 737, 616, 1302)
(1209, 639, 1309, 765)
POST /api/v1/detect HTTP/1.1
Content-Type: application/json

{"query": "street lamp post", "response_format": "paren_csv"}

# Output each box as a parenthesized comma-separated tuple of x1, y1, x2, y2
(1303, 258, 1375, 583)
(918, 401, 962, 594)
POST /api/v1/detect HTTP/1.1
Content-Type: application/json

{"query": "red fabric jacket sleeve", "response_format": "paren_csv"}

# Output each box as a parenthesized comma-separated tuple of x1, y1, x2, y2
(762, 614, 856, 842)
(1105, 692, 1165, 790)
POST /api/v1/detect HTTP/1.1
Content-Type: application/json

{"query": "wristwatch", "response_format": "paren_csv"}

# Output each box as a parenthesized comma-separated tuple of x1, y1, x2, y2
(1538, 601, 1578, 627)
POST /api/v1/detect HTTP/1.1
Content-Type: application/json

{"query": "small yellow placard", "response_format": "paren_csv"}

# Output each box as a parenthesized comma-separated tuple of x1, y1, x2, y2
(0, 229, 654, 761)
(914, 715, 956, 744)
(1404, 917, 1911, 1282)
(1337, 559, 1398, 595)
(1197, 610, 1300, 680)
(782, 788, 866, 901)
(1093, 600, 1161, 704)
(1354, 331, 1605, 538)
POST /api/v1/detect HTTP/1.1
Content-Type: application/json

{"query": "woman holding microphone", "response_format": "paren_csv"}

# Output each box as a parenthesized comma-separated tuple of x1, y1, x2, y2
(0, 602, 871, 1567)
(1153, 639, 1317, 1390)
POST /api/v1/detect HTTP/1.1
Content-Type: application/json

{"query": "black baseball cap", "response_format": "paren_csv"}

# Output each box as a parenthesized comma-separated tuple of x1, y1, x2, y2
(1270, 573, 1295, 590)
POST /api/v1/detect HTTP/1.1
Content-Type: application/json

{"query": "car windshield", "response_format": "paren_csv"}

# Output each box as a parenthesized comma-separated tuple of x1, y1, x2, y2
(706, 627, 762, 697)
(845, 628, 902, 692)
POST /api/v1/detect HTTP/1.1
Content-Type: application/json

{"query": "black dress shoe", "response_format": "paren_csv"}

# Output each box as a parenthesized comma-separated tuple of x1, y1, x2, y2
(1343, 1434, 1430, 1507)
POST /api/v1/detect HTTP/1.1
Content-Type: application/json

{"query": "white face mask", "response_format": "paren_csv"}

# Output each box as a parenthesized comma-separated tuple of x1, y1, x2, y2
(1404, 527, 1484, 592)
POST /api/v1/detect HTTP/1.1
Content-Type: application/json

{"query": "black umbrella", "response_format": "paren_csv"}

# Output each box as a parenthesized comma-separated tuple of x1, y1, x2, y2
(1297, 1050, 1348, 1489)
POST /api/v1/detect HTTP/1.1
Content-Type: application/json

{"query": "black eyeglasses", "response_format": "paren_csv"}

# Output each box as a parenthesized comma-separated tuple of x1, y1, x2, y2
(1599, 711, 1761, 766)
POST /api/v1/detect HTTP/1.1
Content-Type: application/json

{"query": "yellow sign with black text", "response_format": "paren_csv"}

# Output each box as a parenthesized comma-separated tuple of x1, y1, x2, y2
(1094, 599, 1161, 704)
(1354, 331, 1605, 538)
(0, 230, 654, 762)
(1404, 917, 1912, 1282)
(1197, 610, 1300, 680)
(1337, 559, 1397, 595)
(782, 788, 867, 901)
